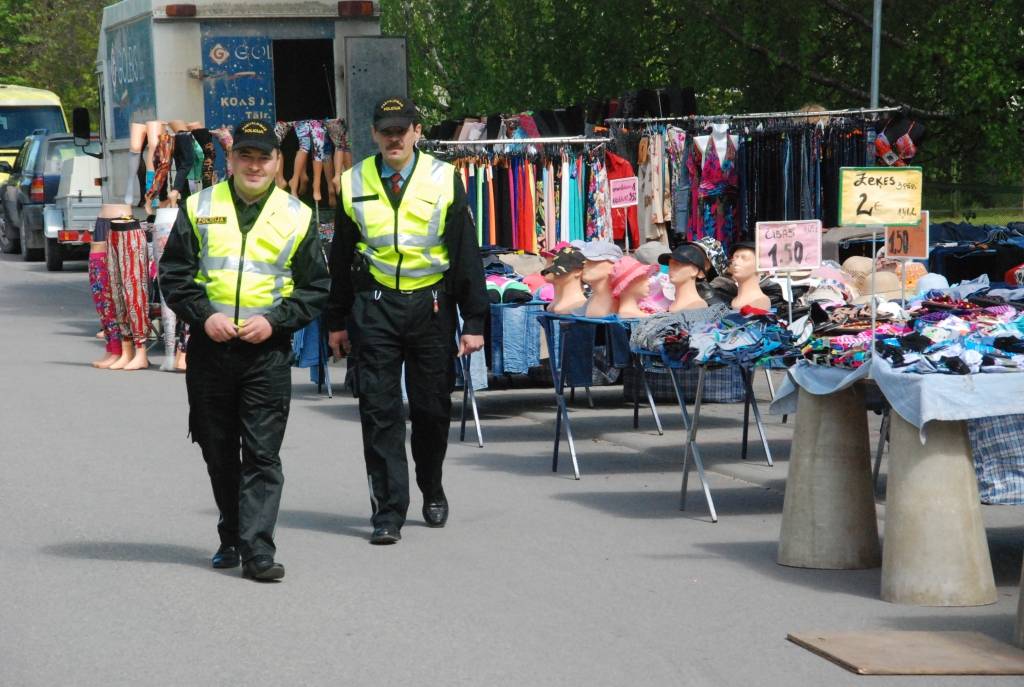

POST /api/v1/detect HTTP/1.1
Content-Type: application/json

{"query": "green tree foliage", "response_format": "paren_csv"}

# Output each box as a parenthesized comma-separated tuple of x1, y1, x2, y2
(0, 0, 107, 119)
(383, 0, 1023, 188)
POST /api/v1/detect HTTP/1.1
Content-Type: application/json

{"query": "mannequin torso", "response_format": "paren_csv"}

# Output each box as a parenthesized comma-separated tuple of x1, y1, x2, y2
(694, 122, 739, 163)
(582, 260, 616, 317)
(547, 272, 587, 314)
(668, 261, 708, 312)
(729, 247, 770, 310)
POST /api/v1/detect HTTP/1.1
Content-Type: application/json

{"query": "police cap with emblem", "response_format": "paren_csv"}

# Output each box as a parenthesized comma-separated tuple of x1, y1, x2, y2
(232, 119, 279, 154)
(373, 96, 419, 130)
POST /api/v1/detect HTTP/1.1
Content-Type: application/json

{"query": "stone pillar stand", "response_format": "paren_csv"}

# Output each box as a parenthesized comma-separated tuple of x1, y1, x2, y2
(881, 413, 996, 606)
(778, 385, 881, 569)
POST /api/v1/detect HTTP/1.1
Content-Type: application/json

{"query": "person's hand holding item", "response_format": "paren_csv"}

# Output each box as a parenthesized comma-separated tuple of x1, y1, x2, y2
(329, 329, 351, 358)
(458, 334, 484, 357)
(204, 312, 238, 342)
(238, 315, 272, 344)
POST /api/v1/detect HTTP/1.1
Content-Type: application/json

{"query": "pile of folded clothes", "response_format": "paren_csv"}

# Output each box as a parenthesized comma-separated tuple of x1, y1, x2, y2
(688, 307, 799, 367)
(799, 301, 911, 368)
(875, 294, 1024, 374)
(797, 283, 1024, 373)
(630, 305, 798, 367)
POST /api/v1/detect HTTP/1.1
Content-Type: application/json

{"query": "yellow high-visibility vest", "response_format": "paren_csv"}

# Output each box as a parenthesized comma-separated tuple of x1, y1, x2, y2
(186, 181, 311, 325)
(341, 152, 455, 291)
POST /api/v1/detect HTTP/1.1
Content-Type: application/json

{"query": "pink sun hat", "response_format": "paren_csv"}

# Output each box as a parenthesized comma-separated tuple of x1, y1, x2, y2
(611, 256, 658, 298)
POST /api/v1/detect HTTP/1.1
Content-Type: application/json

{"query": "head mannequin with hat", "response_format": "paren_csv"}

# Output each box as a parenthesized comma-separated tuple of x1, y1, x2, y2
(660, 243, 709, 312)
(612, 256, 658, 318)
(541, 246, 587, 314)
(579, 241, 623, 317)
(729, 242, 770, 310)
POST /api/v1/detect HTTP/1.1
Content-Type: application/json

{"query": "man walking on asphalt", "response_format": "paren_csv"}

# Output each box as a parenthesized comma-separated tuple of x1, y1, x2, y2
(159, 119, 330, 581)
(326, 96, 487, 545)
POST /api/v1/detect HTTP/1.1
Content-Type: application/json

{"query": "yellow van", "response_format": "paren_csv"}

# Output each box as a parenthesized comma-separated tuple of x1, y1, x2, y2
(0, 85, 68, 184)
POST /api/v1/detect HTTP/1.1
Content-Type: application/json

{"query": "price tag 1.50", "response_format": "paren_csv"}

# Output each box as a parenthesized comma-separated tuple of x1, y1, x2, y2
(755, 219, 822, 272)
(885, 210, 929, 259)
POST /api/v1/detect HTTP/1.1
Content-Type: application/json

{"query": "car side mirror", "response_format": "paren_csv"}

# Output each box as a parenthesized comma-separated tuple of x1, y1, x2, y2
(72, 107, 102, 159)
(0, 161, 11, 173)
(72, 107, 91, 146)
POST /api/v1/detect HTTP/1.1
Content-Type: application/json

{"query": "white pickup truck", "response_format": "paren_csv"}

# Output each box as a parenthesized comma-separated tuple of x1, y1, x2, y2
(42, 155, 102, 270)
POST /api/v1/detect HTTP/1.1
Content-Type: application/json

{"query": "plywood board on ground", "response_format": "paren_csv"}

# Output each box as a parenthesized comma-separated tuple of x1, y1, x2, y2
(787, 631, 1024, 675)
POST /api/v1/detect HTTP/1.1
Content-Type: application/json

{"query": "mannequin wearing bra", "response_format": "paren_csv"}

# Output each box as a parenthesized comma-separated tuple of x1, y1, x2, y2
(694, 122, 739, 168)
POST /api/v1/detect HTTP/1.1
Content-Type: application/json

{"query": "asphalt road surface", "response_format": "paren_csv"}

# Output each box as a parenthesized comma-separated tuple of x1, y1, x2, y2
(1, 253, 1021, 686)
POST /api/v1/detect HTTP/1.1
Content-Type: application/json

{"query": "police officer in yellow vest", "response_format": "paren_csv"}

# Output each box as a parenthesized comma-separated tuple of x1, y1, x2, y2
(159, 119, 330, 581)
(326, 97, 487, 545)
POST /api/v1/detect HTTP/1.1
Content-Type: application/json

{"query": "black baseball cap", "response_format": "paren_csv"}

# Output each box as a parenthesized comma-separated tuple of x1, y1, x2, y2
(540, 246, 586, 276)
(373, 96, 419, 130)
(659, 243, 709, 273)
(729, 241, 757, 256)
(232, 119, 279, 154)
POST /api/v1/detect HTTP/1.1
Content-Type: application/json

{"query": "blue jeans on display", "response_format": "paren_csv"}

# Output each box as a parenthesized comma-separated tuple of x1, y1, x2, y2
(799, 130, 813, 220)
(491, 303, 543, 375)
(782, 135, 795, 220)
(672, 140, 691, 235)
(539, 316, 597, 389)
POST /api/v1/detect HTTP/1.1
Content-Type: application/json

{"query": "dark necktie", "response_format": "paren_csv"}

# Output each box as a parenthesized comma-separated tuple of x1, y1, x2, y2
(389, 172, 403, 196)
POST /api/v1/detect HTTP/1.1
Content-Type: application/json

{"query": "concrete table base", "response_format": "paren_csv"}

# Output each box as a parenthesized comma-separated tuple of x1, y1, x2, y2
(881, 413, 996, 606)
(1017, 564, 1024, 648)
(778, 385, 881, 569)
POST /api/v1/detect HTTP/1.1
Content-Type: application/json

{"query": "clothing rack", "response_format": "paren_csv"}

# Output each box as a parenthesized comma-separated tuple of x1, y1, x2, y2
(418, 136, 612, 147)
(604, 106, 901, 125)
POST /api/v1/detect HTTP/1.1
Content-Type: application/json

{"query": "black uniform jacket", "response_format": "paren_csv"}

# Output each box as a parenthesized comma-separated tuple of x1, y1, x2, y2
(324, 152, 489, 336)
(158, 179, 331, 348)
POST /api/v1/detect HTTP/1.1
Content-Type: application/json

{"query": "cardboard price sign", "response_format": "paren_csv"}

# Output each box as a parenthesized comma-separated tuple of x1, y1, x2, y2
(839, 166, 923, 226)
(609, 176, 638, 208)
(755, 219, 822, 271)
(885, 210, 929, 259)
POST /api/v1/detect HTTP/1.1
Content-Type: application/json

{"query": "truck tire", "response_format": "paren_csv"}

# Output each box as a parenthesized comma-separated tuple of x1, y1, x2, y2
(44, 237, 63, 271)
(20, 222, 42, 262)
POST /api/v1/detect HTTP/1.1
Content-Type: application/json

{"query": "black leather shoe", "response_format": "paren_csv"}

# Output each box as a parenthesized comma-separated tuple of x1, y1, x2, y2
(369, 525, 401, 545)
(422, 499, 449, 528)
(242, 555, 285, 581)
(211, 545, 240, 569)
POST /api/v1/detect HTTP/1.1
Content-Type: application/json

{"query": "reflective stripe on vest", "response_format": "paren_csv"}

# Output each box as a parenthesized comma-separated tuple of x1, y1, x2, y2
(186, 182, 311, 325)
(342, 152, 455, 289)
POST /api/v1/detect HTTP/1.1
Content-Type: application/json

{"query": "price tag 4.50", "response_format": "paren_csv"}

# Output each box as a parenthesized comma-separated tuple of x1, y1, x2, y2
(885, 210, 929, 260)
(755, 219, 822, 272)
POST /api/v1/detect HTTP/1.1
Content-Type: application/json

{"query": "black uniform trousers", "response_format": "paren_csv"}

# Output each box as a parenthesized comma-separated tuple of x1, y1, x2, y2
(185, 336, 292, 561)
(351, 285, 456, 528)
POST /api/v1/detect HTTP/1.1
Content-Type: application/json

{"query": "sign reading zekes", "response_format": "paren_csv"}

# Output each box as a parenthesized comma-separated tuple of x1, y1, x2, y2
(838, 166, 923, 226)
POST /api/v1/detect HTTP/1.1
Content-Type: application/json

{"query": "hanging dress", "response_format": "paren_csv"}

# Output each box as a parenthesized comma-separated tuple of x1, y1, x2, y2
(689, 134, 740, 252)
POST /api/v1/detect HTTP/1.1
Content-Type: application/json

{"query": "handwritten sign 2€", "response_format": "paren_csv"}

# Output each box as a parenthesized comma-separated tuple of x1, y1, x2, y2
(755, 219, 822, 272)
(885, 210, 930, 259)
(839, 166, 923, 226)
(609, 176, 638, 208)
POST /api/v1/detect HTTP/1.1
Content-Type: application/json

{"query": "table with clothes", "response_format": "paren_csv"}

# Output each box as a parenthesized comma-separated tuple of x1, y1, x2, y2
(535, 311, 638, 480)
(630, 305, 801, 522)
(772, 278, 1024, 605)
